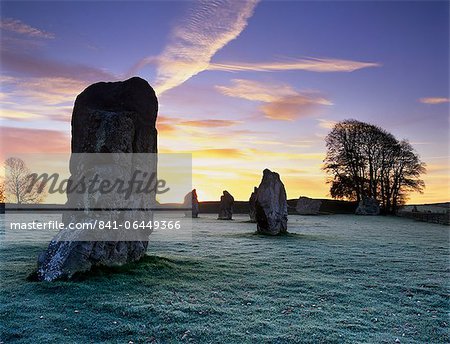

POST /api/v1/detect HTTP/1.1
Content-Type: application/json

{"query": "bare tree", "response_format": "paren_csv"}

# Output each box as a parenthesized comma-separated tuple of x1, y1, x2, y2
(4, 157, 47, 204)
(0, 179, 5, 203)
(323, 120, 426, 214)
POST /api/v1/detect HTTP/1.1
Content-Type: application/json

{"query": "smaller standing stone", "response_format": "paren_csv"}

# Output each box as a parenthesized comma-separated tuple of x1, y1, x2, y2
(255, 169, 288, 235)
(249, 187, 258, 222)
(184, 189, 199, 218)
(355, 196, 380, 215)
(296, 196, 322, 215)
(218, 190, 234, 220)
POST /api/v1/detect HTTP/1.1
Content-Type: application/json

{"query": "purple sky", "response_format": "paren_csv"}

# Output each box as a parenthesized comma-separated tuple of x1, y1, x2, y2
(1, 1, 448, 202)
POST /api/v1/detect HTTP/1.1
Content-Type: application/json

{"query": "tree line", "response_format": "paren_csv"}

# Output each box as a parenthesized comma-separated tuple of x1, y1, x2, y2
(323, 119, 426, 214)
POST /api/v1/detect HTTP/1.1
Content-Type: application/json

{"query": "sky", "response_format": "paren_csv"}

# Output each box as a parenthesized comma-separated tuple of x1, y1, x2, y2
(0, 0, 449, 203)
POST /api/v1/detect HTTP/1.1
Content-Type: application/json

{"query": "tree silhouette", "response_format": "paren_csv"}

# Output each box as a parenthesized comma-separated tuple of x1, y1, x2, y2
(323, 120, 426, 213)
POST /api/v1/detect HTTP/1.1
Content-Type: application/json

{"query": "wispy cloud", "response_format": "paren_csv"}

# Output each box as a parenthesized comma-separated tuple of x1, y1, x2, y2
(216, 79, 332, 120)
(0, 27, 115, 123)
(419, 97, 449, 105)
(179, 119, 241, 128)
(216, 79, 298, 102)
(0, 18, 55, 39)
(1, 50, 115, 81)
(209, 57, 380, 73)
(0, 51, 116, 123)
(0, 108, 42, 121)
(317, 118, 337, 129)
(158, 116, 239, 125)
(251, 139, 315, 148)
(2, 76, 86, 105)
(0, 76, 88, 123)
(156, 116, 243, 137)
(133, 0, 259, 94)
(158, 116, 241, 128)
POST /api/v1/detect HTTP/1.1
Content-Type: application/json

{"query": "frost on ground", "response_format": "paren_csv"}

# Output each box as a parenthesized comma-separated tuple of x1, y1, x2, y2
(0, 214, 448, 343)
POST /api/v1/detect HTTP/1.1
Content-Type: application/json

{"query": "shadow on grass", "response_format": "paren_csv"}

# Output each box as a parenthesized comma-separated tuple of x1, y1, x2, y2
(28, 255, 200, 282)
(221, 231, 325, 241)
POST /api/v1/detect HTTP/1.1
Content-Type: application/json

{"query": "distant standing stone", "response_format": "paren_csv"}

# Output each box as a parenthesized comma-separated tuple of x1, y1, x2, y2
(255, 169, 288, 235)
(355, 196, 380, 215)
(184, 189, 199, 218)
(249, 186, 258, 222)
(218, 190, 234, 220)
(296, 196, 322, 215)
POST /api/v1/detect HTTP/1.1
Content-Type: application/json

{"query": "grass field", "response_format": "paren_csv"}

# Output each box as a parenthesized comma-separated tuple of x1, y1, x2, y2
(1, 214, 448, 343)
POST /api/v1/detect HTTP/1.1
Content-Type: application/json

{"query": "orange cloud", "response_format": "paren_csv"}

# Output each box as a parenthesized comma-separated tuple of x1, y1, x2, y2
(156, 116, 242, 136)
(156, 122, 178, 134)
(0, 126, 70, 161)
(191, 147, 324, 161)
(189, 148, 246, 159)
(217, 79, 332, 120)
(260, 95, 330, 121)
(256, 150, 324, 161)
(419, 97, 449, 105)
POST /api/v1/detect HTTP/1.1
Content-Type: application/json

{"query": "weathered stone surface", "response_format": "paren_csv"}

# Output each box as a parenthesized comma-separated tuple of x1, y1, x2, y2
(218, 190, 234, 220)
(71, 77, 157, 154)
(255, 169, 288, 235)
(248, 187, 258, 222)
(184, 189, 199, 218)
(355, 196, 380, 215)
(296, 196, 322, 215)
(36, 77, 158, 281)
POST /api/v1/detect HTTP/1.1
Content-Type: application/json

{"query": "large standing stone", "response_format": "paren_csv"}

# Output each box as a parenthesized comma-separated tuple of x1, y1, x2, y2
(218, 190, 234, 220)
(184, 189, 199, 218)
(296, 196, 322, 215)
(36, 77, 158, 281)
(248, 187, 258, 222)
(355, 196, 380, 215)
(255, 169, 288, 235)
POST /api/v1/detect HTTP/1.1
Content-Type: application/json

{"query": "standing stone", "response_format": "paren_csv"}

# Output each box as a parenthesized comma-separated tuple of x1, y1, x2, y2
(218, 190, 234, 220)
(36, 77, 158, 281)
(296, 196, 322, 215)
(249, 187, 258, 222)
(355, 196, 380, 215)
(184, 189, 199, 218)
(255, 169, 288, 235)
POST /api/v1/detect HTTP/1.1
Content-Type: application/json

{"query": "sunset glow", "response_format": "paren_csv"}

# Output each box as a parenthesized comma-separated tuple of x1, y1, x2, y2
(1, 1, 448, 204)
